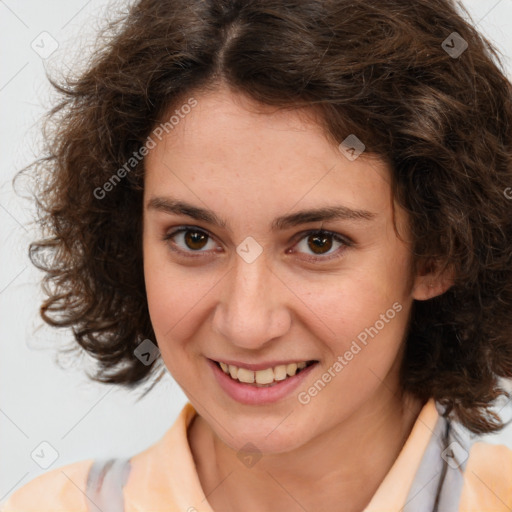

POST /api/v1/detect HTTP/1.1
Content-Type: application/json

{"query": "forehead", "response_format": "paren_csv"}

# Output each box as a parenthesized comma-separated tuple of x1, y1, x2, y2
(143, 88, 394, 223)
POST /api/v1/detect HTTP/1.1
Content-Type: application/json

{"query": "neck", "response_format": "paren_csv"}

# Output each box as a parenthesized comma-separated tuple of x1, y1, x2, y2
(188, 390, 425, 512)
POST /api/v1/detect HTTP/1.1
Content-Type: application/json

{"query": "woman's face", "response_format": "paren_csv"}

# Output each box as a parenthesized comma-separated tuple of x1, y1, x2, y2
(143, 87, 425, 453)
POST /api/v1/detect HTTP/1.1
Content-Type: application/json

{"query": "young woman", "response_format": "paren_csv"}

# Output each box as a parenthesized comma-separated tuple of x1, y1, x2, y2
(3, 0, 512, 510)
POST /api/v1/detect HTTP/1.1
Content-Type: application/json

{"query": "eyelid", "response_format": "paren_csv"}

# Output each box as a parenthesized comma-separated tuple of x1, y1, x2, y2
(290, 228, 353, 247)
(163, 225, 221, 257)
(288, 229, 353, 262)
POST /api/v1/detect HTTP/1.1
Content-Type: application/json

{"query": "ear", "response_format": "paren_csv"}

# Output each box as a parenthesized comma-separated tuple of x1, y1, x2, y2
(411, 258, 455, 301)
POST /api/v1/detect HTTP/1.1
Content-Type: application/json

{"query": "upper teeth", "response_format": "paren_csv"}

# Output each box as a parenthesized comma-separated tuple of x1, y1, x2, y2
(219, 361, 308, 384)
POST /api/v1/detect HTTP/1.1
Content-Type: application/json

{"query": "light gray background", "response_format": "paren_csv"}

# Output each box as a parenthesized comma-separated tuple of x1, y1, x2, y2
(1, 0, 512, 502)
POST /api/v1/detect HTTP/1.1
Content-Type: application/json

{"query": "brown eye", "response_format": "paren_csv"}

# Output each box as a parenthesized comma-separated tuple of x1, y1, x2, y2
(292, 230, 351, 262)
(184, 230, 208, 250)
(163, 227, 218, 256)
(307, 233, 333, 255)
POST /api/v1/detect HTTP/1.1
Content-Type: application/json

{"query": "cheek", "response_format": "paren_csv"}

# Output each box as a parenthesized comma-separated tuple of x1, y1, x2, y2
(142, 241, 218, 352)
(287, 249, 412, 364)
(296, 276, 410, 411)
(305, 283, 409, 357)
(143, 240, 185, 343)
(143, 260, 198, 378)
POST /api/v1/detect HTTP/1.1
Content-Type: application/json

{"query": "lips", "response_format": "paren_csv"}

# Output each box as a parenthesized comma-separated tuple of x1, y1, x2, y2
(208, 358, 319, 405)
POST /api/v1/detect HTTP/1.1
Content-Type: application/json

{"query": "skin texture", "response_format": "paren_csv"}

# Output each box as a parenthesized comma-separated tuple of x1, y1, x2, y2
(142, 87, 451, 512)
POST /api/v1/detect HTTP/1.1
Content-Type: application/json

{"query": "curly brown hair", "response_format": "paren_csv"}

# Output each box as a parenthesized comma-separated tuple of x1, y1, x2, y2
(17, 0, 512, 434)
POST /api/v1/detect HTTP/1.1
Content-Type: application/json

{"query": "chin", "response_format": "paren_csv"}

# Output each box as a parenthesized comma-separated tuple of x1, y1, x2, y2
(215, 416, 310, 456)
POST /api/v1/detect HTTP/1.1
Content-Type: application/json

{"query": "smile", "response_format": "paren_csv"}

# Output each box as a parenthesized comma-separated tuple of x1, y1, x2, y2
(214, 360, 317, 387)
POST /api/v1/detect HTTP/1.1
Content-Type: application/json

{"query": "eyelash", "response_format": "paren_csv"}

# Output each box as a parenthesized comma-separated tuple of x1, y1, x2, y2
(162, 226, 353, 263)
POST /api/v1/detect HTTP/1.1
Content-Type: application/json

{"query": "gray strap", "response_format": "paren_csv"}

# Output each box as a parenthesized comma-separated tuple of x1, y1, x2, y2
(86, 458, 132, 512)
(402, 404, 473, 512)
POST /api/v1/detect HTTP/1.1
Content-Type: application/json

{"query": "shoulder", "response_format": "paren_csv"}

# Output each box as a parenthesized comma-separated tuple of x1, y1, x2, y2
(460, 441, 512, 510)
(0, 458, 94, 512)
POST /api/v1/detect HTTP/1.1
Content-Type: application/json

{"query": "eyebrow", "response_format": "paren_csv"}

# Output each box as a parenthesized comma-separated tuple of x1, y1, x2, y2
(146, 196, 377, 232)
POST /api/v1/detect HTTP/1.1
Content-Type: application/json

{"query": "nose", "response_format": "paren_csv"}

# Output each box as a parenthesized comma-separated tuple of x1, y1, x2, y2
(211, 251, 292, 350)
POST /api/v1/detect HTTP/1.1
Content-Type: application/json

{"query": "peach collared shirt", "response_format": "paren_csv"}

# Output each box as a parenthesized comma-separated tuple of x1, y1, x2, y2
(2, 399, 512, 511)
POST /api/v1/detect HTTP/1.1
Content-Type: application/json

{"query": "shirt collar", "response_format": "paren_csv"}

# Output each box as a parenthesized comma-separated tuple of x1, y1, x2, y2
(363, 398, 439, 511)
